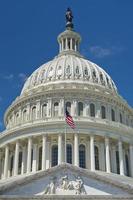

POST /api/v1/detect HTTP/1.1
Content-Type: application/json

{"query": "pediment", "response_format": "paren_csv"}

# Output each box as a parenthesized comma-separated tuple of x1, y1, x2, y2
(0, 164, 133, 197)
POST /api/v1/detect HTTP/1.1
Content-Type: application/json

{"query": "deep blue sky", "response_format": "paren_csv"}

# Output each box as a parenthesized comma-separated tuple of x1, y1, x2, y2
(0, 0, 133, 131)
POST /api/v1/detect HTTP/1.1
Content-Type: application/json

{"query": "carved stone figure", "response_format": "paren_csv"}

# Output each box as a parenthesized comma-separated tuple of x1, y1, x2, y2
(60, 175, 69, 190)
(74, 176, 86, 195)
(43, 177, 56, 194)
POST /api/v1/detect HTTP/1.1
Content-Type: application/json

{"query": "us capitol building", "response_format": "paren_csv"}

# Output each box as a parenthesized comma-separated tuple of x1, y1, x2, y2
(0, 9, 133, 200)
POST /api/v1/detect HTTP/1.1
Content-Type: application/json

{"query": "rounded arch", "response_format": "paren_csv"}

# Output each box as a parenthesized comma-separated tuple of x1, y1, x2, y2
(51, 145, 58, 167)
(90, 103, 95, 117)
(78, 102, 83, 116)
(79, 144, 86, 168)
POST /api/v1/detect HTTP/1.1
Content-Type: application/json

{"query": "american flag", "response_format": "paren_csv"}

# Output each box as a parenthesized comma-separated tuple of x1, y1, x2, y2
(65, 108, 75, 129)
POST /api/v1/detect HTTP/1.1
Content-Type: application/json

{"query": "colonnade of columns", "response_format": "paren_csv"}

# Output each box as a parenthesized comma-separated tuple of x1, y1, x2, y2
(0, 134, 133, 180)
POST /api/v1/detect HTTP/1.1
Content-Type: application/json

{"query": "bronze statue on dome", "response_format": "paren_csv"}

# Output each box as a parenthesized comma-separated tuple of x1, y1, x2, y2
(66, 8, 74, 29)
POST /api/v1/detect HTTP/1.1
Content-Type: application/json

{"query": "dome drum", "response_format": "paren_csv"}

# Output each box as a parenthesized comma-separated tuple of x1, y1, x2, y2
(0, 9, 133, 187)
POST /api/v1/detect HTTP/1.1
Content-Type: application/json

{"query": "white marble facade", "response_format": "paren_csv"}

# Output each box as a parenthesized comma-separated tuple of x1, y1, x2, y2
(0, 9, 133, 199)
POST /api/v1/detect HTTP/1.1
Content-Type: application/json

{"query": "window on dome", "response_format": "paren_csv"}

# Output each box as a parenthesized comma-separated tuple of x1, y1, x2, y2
(95, 146, 99, 170)
(18, 152, 22, 174)
(90, 103, 95, 117)
(31, 149, 33, 171)
(84, 67, 88, 75)
(32, 106, 36, 120)
(67, 144, 72, 164)
(54, 102, 59, 117)
(111, 109, 115, 121)
(23, 109, 27, 122)
(63, 39, 65, 50)
(10, 155, 14, 176)
(16, 113, 19, 124)
(120, 113, 123, 123)
(42, 103, 47, 118)
(58, 66, 61, 70)
(125, 154, 129, 176)
(79, 144, 86, 168)
(66, 65, 70, 74)
(76, 66, 79, 74)
(116, 151, 120, 174)
(68, 38, 70, 49)
(78, 102, 83, 116)
(51, 145, 58, 167)
(49, 67, 53, 72)
(38, 146, 42, 170)
(66, 102, 71, 114)
(101, 106, 106, 119)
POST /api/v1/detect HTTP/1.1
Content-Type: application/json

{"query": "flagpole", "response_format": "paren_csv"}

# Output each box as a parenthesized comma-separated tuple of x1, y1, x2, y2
(65, 124, 67, 163)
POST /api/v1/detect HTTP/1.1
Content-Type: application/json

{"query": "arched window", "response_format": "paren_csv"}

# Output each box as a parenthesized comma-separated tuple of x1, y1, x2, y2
(95, 146, 99, 170)
(67, 144, 72, 164)
(42, 103, 47, 118)
(54, 102, 59, 117)
(90, 103, 95, 117)
(78, 102, 83, 116)
(116, 150, 120, 174)
(101, 106, 106, 119)
(32, 106, 36, 120)
(38, 146, 42, 170)
(66, 102, 71, 114)
(120, 113, 123, 123)
(23, 109, 27, 122)
(111, 109, 115, 121)
(68, 38, 70, 49)
(51, 145, 58, 167)
(79, 144, 86, 168)
(18, 152, 22, 174)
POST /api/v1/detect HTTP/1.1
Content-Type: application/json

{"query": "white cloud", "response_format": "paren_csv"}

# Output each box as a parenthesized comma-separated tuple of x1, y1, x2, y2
(18, 73, 28, 82)
(89, 45, 125, 58)
(3, 74, 14, 80)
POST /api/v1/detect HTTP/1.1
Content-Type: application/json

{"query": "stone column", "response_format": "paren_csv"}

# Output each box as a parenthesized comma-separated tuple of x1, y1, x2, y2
(27, 137, 32, 173)
(36, 100, 41, 119)
(42, 135, 47, 170)
(47, 98, 52, 118)
(58, 134, 62, 165)
(111, 146, 117, 173)
(96, 102, 101, 118)
(21, 146, 27, 175)
(74, 133, 79, 166)
(90, 135, 95, 171)
(32, 144, 37, 172)
(129, 144, 133, 177)
(118, 140, 124, 175)
(14, 141, 20, 176)
(4, 145, 9, 178)
(59, 99, 64, 117)
(105, 137, 111, 173)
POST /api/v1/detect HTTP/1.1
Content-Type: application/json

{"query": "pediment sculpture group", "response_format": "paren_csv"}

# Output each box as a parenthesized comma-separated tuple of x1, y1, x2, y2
(43, 175, 86, 195)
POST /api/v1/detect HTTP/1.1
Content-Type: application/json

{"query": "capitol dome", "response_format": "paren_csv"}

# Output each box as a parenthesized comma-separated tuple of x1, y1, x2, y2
(0, 8, 133, 199)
